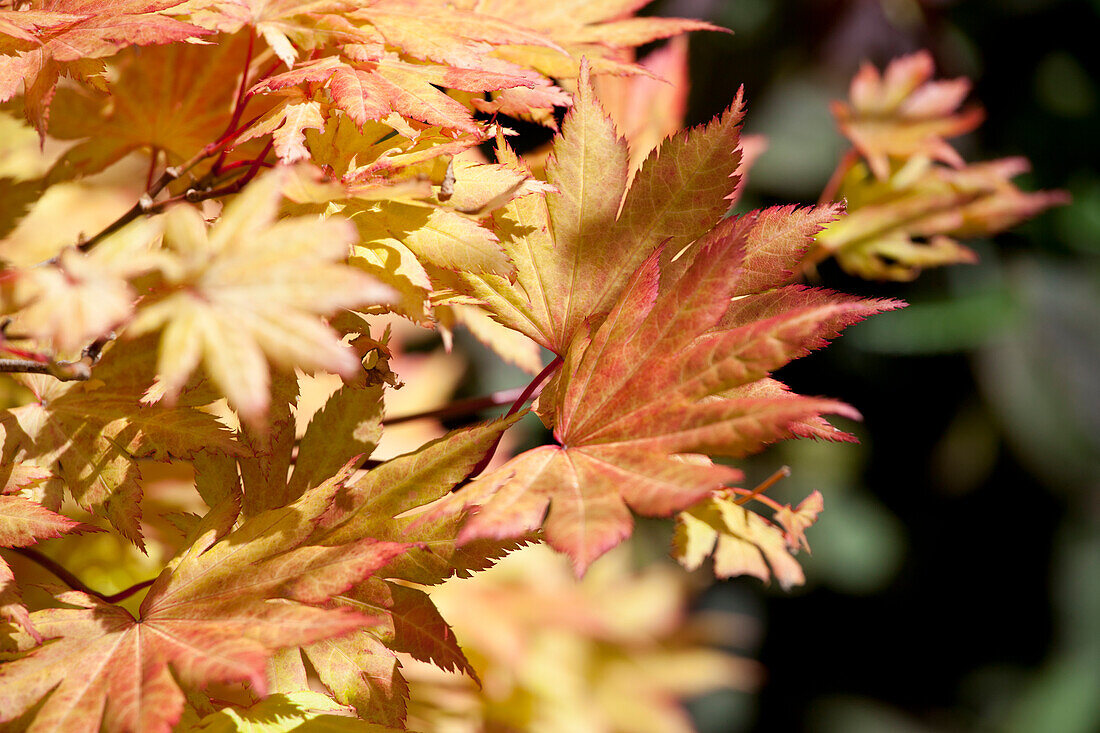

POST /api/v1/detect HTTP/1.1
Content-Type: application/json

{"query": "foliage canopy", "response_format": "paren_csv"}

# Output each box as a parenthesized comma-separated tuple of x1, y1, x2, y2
(0, 2, 1062, 730)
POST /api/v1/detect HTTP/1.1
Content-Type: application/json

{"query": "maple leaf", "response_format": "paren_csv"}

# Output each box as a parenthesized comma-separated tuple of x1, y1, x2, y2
(178, 0, 363, 68)
(448, 61, 745, 355)
(126, 169, 393, 422)
(248, 51, 541, 143)
(672, 489, 810, 590)
(831, 50, 985, 180)
(299, 575, 478, 725)
(422, 71, 900, 574)
(0, 337, 239, 546)
(0, 1, 211, 136)
(0, 469, 410, 733)
(286, 137, 547, 324)
(44, 32, 269, 184)
(189, 363, 516, 722)
(438, 211, 900, 574)
(351, 1, 563, 72)
(0, 494, 94, 641)
(350, 200, 512, 277)
(4, 217, 164, 355)
(285, 419, 524, 720)
(816, 156, 1070, 280)
(237, 87, 327, 163)
(315, 417, 525, 585)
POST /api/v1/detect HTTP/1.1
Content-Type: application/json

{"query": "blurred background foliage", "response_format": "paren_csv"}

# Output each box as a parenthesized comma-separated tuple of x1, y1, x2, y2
(639, 0, 1098, 731)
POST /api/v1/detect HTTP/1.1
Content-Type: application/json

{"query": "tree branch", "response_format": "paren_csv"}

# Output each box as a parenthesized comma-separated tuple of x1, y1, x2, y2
(7, 547, 155, 604)
(0, 357, 91, 381)
(0, 332, 113, 381)
(71, 64, 270, 258)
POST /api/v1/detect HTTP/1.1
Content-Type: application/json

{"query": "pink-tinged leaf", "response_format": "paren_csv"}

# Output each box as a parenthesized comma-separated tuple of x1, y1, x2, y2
(370, 59, 481, 133)
(287, 381, 384, 501)
(553, 16, 726, 46)
(316, 417, 524, 586)
(832, 50, 985, 179)
(304, 631, 409, 726)
(272, 540, 412, 605)
(818, 155, 1069, 281)
(0, 1, 211, 135)
(441, 213, 886, 574)
(0, 558, 38, 641)
(0, 494, 90, 548)
(0, 339, 240, 546)
(235, 95, 326, 163)
(673, 491, 808, 590)
(0, 491, 89, 641)
(328, 65, 392, 126)
(610, 90, 744, 296)
(250, 57, 344, 94)
(272, 100, 326, 162)
(471, 83, 572, 126)
(541, 59, 630, 350)
(774, 490, 824, 553)
(386, 583, 478, 681)
(596, 36, 690, 168)
(722, 378, 861, 443)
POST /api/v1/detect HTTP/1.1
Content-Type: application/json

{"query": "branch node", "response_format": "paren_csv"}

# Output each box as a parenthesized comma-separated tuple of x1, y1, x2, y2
(48, 359, 92, 381)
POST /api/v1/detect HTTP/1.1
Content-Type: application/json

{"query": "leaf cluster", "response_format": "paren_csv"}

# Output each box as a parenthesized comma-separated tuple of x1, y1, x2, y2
(0, 4, 1064, 730)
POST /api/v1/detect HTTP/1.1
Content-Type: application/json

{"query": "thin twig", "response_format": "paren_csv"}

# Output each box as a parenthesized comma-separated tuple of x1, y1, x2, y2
(0, 357, 91, 381)
(384, 386, 527, 426)
(456, 355, 564, 489)
(211, 31, 256, 176)
(74, 145, 218, 254)
(8, 548, 95, 595)
(733, 466, 791, 509)
(72, 103, 270, 257)
(505, 355, 563, 419)
(10, 547, 158, 604)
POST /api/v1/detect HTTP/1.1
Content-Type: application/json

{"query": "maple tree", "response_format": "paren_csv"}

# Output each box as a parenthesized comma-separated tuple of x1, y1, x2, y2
(0, 3, 1064, 731)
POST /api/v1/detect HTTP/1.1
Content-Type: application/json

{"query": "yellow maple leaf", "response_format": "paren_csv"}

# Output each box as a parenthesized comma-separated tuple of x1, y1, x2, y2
(127, 169, 393, 422)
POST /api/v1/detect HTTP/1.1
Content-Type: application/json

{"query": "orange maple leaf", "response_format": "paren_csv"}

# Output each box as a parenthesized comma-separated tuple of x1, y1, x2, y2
(440, 217, 898, 573)
(831, 50, 984, 180)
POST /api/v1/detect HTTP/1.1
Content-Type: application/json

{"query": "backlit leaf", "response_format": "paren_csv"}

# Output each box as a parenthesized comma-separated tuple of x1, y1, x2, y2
(127, 169, 393, 422)
(0, 473, 410, 733)
(441, 212, 898, 574)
